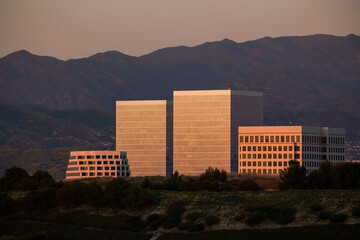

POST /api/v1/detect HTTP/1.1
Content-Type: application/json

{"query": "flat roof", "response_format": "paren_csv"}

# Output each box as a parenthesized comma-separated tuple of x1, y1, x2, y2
(238, 126, 345, 135)
(173, 89, 263, 97)
(116, 100, 172, 105)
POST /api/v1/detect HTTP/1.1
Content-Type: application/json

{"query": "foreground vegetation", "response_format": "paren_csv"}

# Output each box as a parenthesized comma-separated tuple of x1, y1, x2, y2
(1, 165, 360, 239)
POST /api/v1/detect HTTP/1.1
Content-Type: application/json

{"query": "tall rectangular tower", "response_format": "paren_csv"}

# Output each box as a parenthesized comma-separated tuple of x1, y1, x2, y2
(116, 100, 173, 176)
(173, 90, 263, 175)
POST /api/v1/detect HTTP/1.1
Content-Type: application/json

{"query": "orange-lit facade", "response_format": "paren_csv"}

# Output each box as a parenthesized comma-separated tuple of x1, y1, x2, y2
(238, 126, 345, 175)
(65, 151, 130, 180)
(173, 90, 263, 175)
(116, 100, 173, 176)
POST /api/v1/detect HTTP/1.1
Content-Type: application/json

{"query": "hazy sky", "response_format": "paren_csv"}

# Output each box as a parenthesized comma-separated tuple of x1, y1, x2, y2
(1, 0, 359, 60)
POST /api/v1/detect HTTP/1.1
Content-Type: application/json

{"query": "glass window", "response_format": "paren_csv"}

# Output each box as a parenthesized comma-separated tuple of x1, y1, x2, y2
(242, 146, 246, 151)
(296, 136, 300, 142)
(260, 136, 264, 142)
(258, 161, 262, 166)
(258, 154, 261, 159)
(258, 146, 261, 151)
(271, 136, 274, 142)
(263, 161, 267, 166)
(263, 146, 266, 151)
(265, 136, 269, 142)
(268, 161, 272, 166)
(291, 136, 295, 142)
(240, 136, 244, 142)
(255, 136, 259, 142)
(273, 161, 277, 166)
(281, 136, 285, 142)
(289, 146, 293, 151)
(253, 154, 256, 159)
(250, 136, 254, 142)
(248, 146, 251, 151)
(263, 154, 266, 159)
(268, 146, 272, 151)
(286, 136, 290, 142)
(273, 146, 277, 151)
(279, 146, 282, 151)
(253, 146, 256, 151)
(245, 136, 249, 142)
(276, 136, 279, 142)
(253, 161, 256, 166)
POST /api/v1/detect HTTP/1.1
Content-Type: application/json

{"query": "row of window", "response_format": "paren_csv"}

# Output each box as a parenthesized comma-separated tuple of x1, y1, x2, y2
(239, 135, 300, 143)
(328, 137, 345, 145)
(240, 161, 289, 167)
(79, 166, 129, 171)
(240, 169, 281, 174)
(80, 172, 130, 177)
(329, 147, 345, 153)
(329, 155, 345, 161)
(240, 145, 296, 152)
(240, 153, 295, 160)
(302, 146, 326, 152)
(70, 155, 125, 160)
(302, 154, 327, 160)
(77, 160, 127, 165)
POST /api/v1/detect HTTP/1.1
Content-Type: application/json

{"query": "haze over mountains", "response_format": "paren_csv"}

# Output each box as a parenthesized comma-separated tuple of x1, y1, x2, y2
(0, 34, 359, 140)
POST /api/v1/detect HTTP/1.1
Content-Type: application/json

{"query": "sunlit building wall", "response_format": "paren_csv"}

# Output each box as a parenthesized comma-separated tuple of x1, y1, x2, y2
(173, 90, 263, 175)
(116, 100, 173, 176)
(238, 126, 345, 175)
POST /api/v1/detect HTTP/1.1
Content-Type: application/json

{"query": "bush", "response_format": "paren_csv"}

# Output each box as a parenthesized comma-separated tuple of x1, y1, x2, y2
(236, 179, 260, 191)
(279, 160, 307, 189)
(177, 222, 192, 230)
(351, 206, 360, 218)
(204, 215, 220, 226)
(310, 203, 325, 212)
(329, 213, 348, 223)
(268, 207, 296, 224)
(0, 193, 15, 215)
(245, 212, 268, 226)
(245, 205, 273, 212)
(331, 163, 360, 189)
(188, 223, 205, 232)
(25, 188, 56, 210)
(161, 201, 186, 229)
(317, 211, 333, 220)
(234, 214, 245, 222)
(186, 212, 205, 223)
(0, 167, 31, 192)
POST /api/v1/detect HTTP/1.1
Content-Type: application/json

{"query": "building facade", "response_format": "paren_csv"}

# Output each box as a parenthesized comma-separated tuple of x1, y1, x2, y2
(116, 100, 173, 176)
(65, 151, 130, 180)
(173, 90, 263, 175)
(238, 126, 345, 175)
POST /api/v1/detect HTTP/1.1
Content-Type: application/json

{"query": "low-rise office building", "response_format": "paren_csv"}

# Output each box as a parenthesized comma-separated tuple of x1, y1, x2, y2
(65, 151, 131, 180)
(238, 126, 345, 175)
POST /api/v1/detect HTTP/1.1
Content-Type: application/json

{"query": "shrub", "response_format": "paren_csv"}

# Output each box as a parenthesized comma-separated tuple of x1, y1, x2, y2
(268, 207, 297, 224)
(161, 200, 186, 229)
(317, 211, 333, 220)
(177, 222, 192, 230)
(147, 213, 160, 222)
(186, 212, 205, 223)
(32, 170, 55, 189)
(351, 206, 360, 218)
(245, 205, 273, 212)
(245, 212, 268, 226)
(0, 193, 15, 215)
(279, 160, 307, 189)
(0, 167, 31, 192)
(310, 203, 325, 212)
(331, 163, 360, 189)
(188, 223, 205, 232)
(234, 214, 245, 222)
(205, 215, 220, 226)
(25, 188, 56, 210)
(237, 179, 260, 191)
(329, 213, 348, 223)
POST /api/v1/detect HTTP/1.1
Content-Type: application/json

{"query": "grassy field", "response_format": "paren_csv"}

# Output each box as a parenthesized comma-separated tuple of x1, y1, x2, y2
(1, 189, 360, 239)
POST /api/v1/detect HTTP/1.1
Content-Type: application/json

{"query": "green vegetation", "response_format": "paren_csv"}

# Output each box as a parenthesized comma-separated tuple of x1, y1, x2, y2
(280, 160, 360, 189)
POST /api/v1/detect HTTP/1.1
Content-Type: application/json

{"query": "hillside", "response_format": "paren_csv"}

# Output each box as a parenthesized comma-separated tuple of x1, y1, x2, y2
(0, 103, 115, 149)
(0, 34, 359, 139)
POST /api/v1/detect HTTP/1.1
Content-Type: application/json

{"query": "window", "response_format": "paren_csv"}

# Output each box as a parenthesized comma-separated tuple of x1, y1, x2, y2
(115, 155, 119, 159)
(263, 154, 267, 159)
(105, 166, 109, 170)
(279, 161, 282, 167)
(260, 136, 264, 142)
(273, 161, 277, 167)
(274, 169, 277, 174)
(268, 161, 272, 166)
(296, 136, 300, 142)
(242, 154, 246, 159)
(243, 161, 246, 166)
(245, 136, 249, 142)
(103, 161, 108, 164)
(116, 161, 120, 164)
(89, 167, 95, 170)
(253, 154, 256, 159)
(273, 146, 277, 151)
(240, 136, 244, 142)
(89, 172, 94, 176)
(265, 136, 269, 142)
(284, 146, 288, 151)
(248, 154, 251, 159)
(281, 136, 285, 142)
(81, 172, 87, 176)
(271, 136, 274, 142)
(105, 172, 109, 176)
(258, 169, 261, 174)
(258, 154, 261, 159)
(247, 161, 251, 166)
(102, 155, 106, 159)
(255, 136, 259, 142)
(111, 167, 115, 170)
(273, 154, 277, 159)
(243, 146, 246, 151)
(291, 136, 295, 142)
(284, 161, 287, 167)
(253, 161, 256, 166)
(289, 146, 293, 151)
(108, 155, 113, 159)
(268, 146, 272, 151)
(279, 146, 282, 151)
(279, 154, 282, 159)
(248, 146, 251, 151)
(111, 172, 115, 176)
(276, 136, 279, 142)
(96, 155, 100, 159)
(263, 161, 267, 166)
(286, 136, 290, 142)
(253, 146, 256, 151)
(258, 161, 262, 166)
(97, 167, 102, 170)
(250, 136, 254, 142)
(110, 161, 114, 164)
(289, 154, 293, 159)
(263, 146, 266, 151)
(97, 161, 101, 164)
(263, 169, 267, 174)
(97, 172, 102, 176)
(268, 154, 272, 159)
(258, 146, 261, 151)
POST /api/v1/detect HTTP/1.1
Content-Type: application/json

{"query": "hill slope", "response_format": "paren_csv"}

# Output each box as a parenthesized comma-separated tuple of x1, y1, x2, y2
(0, 34, 359, 139)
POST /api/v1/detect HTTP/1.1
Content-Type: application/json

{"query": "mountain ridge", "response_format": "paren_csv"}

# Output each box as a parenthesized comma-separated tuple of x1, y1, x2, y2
(0, 34, 359, 140)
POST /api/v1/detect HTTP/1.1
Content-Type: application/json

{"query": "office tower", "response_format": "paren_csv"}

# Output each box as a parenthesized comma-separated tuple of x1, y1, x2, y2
(65, 151, 130, 179)
(116, 100, 173, 176)
(173, 90, 263, 175)
(238, 126, 345, 175)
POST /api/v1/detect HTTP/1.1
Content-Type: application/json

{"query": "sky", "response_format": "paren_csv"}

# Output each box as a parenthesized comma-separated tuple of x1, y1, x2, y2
(1, 0, 359, 60)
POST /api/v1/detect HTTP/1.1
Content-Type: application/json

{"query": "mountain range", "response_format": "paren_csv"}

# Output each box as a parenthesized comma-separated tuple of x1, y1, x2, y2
(0, 34, 359, 141)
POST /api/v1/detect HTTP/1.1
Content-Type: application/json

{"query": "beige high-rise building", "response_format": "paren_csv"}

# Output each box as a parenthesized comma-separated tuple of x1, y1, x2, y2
(173, 90, 263, 175)
(116, 100, 173, 176)
(238, 126, 345, 175)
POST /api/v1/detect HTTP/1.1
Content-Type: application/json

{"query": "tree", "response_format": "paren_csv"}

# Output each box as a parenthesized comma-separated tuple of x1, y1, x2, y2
(279, 160, 306, 189)
(307, 160, 332, 189)
(0, 166, 31, 191)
